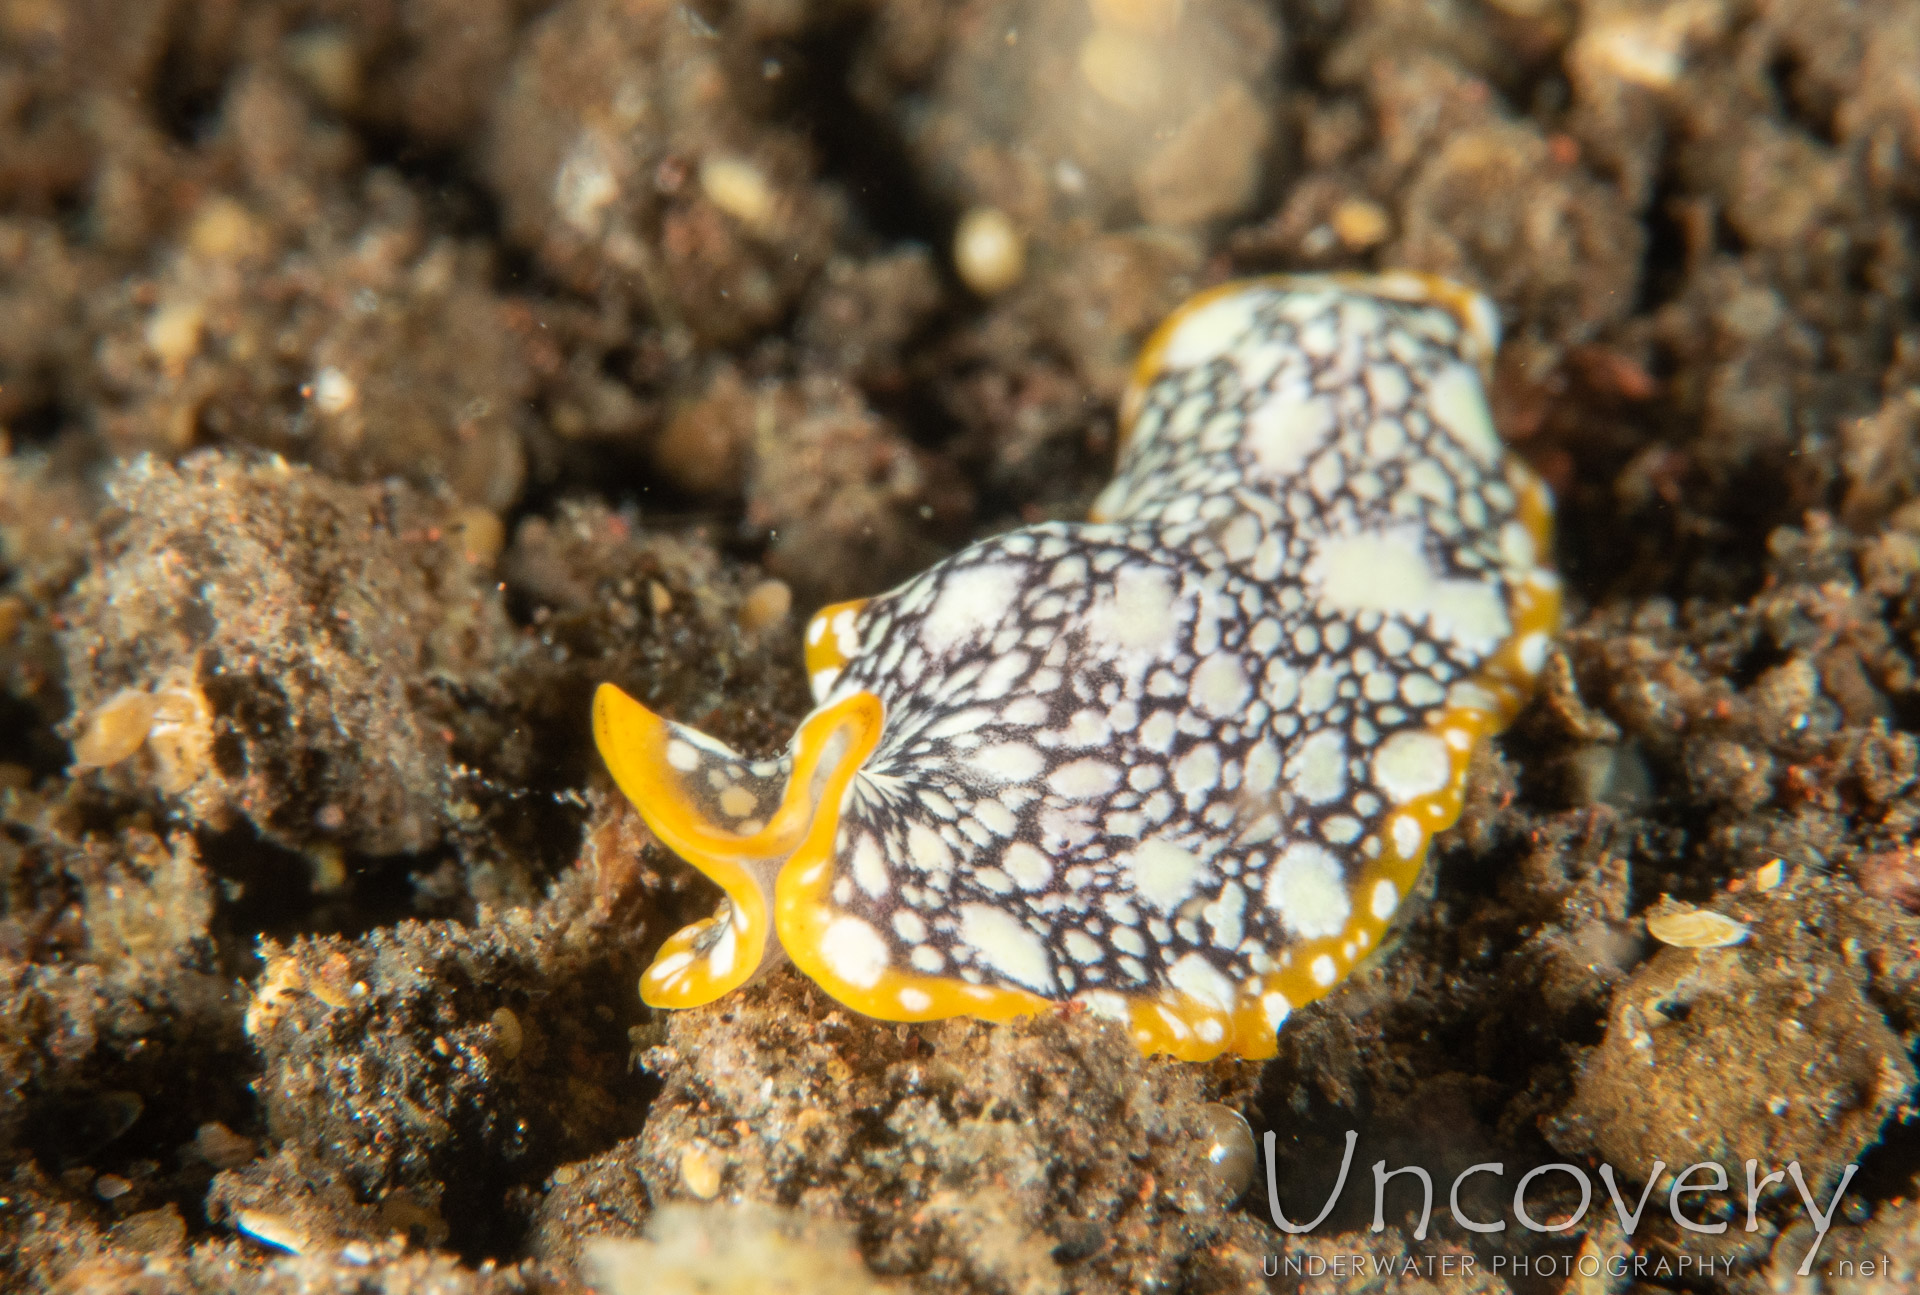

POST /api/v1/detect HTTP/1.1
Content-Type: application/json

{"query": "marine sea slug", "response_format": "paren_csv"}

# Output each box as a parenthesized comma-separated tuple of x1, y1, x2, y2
(594, 272, 1560, 1061)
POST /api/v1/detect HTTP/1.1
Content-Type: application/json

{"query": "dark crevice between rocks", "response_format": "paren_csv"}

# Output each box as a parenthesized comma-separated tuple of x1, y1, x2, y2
(1851, 1106, 1920, 1207)
(201, 822, 446, 971)
(787, 12, 943, 247)
(0, 692, 68, 782)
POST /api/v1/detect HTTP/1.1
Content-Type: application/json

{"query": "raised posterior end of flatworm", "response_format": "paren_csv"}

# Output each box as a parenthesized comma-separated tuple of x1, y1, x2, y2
(1112, 270, 1503, 459)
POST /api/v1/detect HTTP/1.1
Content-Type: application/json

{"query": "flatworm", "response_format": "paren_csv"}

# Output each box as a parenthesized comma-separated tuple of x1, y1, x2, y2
(594, 272, 1560, 1061)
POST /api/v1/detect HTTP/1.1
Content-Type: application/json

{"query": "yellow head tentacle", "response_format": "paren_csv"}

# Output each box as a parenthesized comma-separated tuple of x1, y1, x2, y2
(593, 683, 892, 1008)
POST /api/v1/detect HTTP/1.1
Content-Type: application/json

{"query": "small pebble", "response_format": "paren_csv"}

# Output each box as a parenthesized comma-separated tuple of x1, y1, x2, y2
(700, 155, 778, 232)
(187, 197, 260, 261)
(1077, 26, 1162, 111)
(1754, 858, 1785, 891)
(1647, 907, 1750, 948)
(649, 581, 674, 616)
(679, 1143, 723, 1199)
(953, 207, 1026, 297)
(235, 1209, 309, 1255)
(1331, 199, 1392, 250)
(492, 1006, 523, 1061)
(70, 689, 157, 772)
(738, 579, 793, 634)
(94, 1173, 133, 1201)
(311, 366, 358, 415)
(283, 27, 362, 113)
(1196, 1103, 1257, 1200)
(108, 1205, 186, 1255)
(145, 301, 205, 374)
(455, 507, 505, 566)
(194, 1121, 258, 1170)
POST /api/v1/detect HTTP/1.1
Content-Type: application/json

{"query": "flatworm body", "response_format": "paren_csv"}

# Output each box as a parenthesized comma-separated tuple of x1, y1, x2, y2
(594, 272, 1560, 1061)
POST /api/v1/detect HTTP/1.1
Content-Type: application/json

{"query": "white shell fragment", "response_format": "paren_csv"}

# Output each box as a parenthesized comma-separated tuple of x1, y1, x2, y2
(1646, 907, 1750, 949)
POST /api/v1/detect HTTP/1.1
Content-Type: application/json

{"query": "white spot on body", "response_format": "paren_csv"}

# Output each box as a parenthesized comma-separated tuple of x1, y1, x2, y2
(851, 834, 890, 898)
(975, 799, 1017, 836)
(1167, 952, 1238, 1013)
(1202, 882, 1246, 949)
(1173, 744, 1221, 799)
(958, 903, 1055, 992)
(1246, 391, 1336, 478)
(1517, 630, 1550, 675)
(1286, 729, 1347, 804)
(650, 951, 694, 982)
(1088, 565, 1182, 660)
(1372, 730, 1452, 804)
(1163, 291, 1263, 369)
(1124, 838, 1206, 913)
(1426, 579, 1512, 653)
(921, 564, 1024, 655)
(1304, 528, 1436, 620)
(1264, 842, 1353, 938)
(1370, 878, 1399, 920)
(1191, 654, 1251, 716)
(1500, 521, 1537, 570)
(820, 916, 892, 989)
(969, 742, 1045, 783)
(1050, 757, 1121, 799)
(707, 923, 738, 976)
(1390, 814, 1422, 856)
(1003, 841, 1053, 889)
(1425, 363, 1501, 464)
(907, 822, 955, 873)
